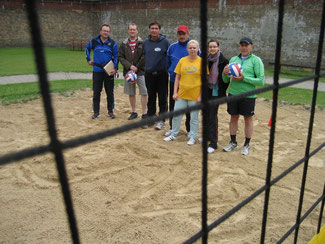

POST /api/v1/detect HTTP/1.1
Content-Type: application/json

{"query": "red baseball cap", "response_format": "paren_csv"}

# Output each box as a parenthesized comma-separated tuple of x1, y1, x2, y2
(177, 25, 189, 34)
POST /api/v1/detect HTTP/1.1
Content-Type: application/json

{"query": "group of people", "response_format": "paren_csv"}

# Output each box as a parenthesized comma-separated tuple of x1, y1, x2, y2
(85, 22, 265, 156)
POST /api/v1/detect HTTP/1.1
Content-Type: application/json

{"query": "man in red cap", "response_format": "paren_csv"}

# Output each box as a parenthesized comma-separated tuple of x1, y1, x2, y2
(165, 25, 200, 137)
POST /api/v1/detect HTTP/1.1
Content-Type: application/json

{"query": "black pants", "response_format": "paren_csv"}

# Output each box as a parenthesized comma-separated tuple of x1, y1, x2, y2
(145, 71, 168, 119)
(207, 88, 219, 149)
(92, 72, 114, 114)
(169, 81, 190, 132)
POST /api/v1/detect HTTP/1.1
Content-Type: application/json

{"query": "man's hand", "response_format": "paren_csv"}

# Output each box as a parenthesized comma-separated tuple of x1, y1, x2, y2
(130, 65, 138, 73)
(109, 69, 117, 75)
(88, 60, 94, 66)
(231, 73, 244, 81)
(173, 93, 178, 101)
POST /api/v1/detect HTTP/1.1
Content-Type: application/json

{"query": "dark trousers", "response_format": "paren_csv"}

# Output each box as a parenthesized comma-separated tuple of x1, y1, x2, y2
(169, 81, 190, 132)
(207, 88, 219, 149)
(145, 71, 168, 119)
(92, 72, 114, 114)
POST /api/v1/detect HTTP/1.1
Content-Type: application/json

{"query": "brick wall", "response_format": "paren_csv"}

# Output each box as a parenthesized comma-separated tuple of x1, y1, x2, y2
(0, 0, 323, 67)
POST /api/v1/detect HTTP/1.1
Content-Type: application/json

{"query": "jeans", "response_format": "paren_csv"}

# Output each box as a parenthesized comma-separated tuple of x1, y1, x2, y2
(169, 81, 191, 132)
(170, 98, 199, 139)
(92, 72, 114, 113)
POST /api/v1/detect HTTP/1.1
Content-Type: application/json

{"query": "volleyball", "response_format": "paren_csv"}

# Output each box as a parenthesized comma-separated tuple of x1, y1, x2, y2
(125, 71, 137, 84)
(228, 62, 243, 77)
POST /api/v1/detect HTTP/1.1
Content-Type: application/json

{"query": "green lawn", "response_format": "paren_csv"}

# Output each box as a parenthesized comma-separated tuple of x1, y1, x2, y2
(257, 85, 325, 108)
(0, 48, 123, 76)
(264, 67, 325, 82)
(0, 79, 124, 105)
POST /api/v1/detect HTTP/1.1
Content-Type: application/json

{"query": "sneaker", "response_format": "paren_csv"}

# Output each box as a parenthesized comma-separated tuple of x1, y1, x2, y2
(187, 137, 196, 146)
(207, 147, 215, 154)
(164, 130, 172, 137)
(155, 121, 165, 130)
(108, 111, 115, 119)
(164, 135, 176, 142)
(223, 142, 238, 152)
(128, 112, 138, 120)
(141, 114, 149, 129)
(241, 145, 250, 156)
(92, 113, 99, 119)
(187, 132, 191, 138)
(198, 137, 203, 143)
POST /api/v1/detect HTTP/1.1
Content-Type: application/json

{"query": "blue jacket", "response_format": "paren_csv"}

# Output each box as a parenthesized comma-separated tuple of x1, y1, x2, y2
(143, 34, 170, 73)
(166, 39, 201, 82)
(85, 35, 119, 72)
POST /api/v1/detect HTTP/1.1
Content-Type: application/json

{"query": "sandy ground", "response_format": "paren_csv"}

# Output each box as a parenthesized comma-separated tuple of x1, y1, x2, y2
(0, 85, 324, 244)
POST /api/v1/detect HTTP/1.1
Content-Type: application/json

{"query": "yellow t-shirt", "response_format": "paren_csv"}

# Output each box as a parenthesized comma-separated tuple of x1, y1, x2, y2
(174, 56, 203, 101)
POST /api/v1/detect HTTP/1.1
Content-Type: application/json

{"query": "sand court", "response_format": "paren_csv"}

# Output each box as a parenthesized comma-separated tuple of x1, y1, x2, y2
(0, 85, 324, 243)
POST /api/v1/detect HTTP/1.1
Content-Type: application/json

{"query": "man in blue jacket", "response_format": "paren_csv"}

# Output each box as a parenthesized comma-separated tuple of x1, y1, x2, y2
(165, 25, 193, 137)
(143, 21, 170, 129)
(85, 24, 118, 119)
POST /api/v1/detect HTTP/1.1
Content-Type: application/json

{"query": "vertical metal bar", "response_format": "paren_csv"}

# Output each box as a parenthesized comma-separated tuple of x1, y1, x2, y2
(260, 0, 285, 242)
(200, 0, 208, 243)
(317, 183, 325, 233)
(294, 0, 325, 242)
(24, 1, 80, 243)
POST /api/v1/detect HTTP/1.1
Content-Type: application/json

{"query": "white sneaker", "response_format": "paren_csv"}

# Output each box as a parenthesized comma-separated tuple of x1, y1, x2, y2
(207, 147, 215, 153)
(223, 142, 238, 152)
(164, 135, 176, 142)
(164, 129, 172, 136)
(187, 137, 196, 145)
(198, 137, 203, 143)
(241, 145, 250, 156)
(155, 121, 165, 130)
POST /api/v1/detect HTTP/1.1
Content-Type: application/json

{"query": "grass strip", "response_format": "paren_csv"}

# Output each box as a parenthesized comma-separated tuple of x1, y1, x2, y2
(257, 84, 325, 108)
(0, 79, 124, 105)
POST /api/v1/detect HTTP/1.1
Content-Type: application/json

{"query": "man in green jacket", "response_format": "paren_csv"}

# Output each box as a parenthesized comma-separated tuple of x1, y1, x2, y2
(222, 37, 264, 156)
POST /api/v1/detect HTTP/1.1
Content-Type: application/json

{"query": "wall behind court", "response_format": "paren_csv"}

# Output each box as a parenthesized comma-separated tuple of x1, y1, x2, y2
(0, 0, 323, 68)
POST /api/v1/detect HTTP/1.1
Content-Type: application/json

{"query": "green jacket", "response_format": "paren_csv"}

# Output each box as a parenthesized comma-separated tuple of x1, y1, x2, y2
(222, 53, 264, 98)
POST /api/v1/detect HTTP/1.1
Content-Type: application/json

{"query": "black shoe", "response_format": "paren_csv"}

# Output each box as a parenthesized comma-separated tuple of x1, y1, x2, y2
(108, 111, 115, 119)
(141, 114, 149, 128)
(128, 112, 138, 120)
(92, 113, 99, 119)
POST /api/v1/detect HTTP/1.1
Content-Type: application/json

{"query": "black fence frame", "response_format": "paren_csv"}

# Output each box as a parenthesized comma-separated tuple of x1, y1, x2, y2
(0, 0, 324, 243)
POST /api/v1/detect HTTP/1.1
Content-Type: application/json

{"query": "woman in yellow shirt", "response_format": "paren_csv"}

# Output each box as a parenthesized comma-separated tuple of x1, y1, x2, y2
(164, 40, 202, 145)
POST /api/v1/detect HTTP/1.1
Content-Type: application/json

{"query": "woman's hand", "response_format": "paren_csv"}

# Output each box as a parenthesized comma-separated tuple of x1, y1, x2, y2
(196, 95, 201, 103)
(173, 93, 178, 101)
(223, 65, 230, 75)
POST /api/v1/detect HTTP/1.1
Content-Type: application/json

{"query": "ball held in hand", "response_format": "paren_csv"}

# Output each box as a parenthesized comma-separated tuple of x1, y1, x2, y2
(125, 71, 137, 84)
(228, 62, 243, 77)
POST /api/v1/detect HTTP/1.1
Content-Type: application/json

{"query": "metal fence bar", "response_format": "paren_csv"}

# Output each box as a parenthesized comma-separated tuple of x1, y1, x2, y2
(317, 184, 325, 233)
(199, 0, 209, 243)
(261, 0, 285, 242)
(294, 0, 325, 242)
(24, 1, 80, 243)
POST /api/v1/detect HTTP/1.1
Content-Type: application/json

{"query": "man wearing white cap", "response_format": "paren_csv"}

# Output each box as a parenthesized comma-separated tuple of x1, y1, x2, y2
(222, 37, 264, 156)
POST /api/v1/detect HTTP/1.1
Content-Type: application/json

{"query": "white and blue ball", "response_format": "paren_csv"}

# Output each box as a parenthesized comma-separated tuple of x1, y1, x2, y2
(125, 71, 137, 84)
(228, 62, 243, 77)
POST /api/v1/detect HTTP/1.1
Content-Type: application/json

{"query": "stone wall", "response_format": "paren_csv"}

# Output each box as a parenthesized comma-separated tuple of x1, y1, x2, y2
(0, 0, 323, 67)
